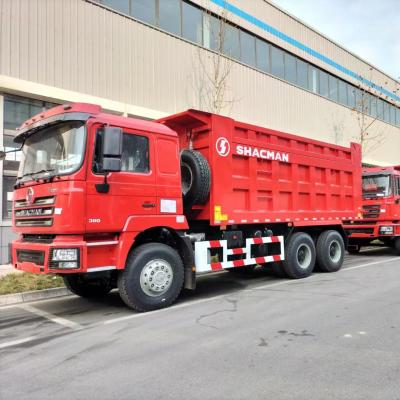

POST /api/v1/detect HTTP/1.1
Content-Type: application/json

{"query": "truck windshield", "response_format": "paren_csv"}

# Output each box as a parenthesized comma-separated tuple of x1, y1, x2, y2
(362, 174, 391, 198)
(17, 121, 86, 182)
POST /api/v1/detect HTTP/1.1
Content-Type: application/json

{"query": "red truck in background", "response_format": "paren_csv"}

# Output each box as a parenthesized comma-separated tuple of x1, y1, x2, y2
(345, 166, 400, 254)
(1, 103, 362, 312)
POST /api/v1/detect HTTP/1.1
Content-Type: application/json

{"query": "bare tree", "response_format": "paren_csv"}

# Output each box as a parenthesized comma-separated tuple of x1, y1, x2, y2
(191, 4, 238, 114)
(351, 68, 391, 157)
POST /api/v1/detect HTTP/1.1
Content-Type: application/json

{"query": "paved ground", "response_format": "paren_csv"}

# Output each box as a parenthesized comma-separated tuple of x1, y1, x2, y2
(0, 263, 22, 277)
(1, 248, 400, 400)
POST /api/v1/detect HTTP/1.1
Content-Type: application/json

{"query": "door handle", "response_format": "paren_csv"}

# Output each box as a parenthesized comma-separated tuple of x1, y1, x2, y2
(142, 202, 156, 208)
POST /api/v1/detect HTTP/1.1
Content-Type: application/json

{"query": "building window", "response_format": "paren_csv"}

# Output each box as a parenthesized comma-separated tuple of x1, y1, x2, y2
(159, 0, 181, 36)
(376, 98, 384, 119)
(308, 66, 319, 93)
(131, 0, 156, 25)
(256, 39, 270, 73)
(296, 59, 308, 89)
(271, 46, 284, 79)
(347, 86, 356, 109)
(240, 30, 256, 67)
(328, 75, 338, 102)
(338, 80, 347, 105)
(182, 1, 203, 45)
(223, 24, 240, 59)
(318, 70, 329, 97)
(2, 176, 15, 220)
(383, 101, 390, 123)
(389, 105, 396, 125)
(101, 0, 130, 14)
(370, 96, 377, 118)
(4, 96, 43, 130)
(203, 14, 221, 52)
(284, 53, 296, 85)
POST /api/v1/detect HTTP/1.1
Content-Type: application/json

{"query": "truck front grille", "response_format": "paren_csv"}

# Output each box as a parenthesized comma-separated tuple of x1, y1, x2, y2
(362, 205, 380, 219)
(15, 219, 53, 227)
(14, 196, 55, 227)
(16, 250, 45, 265)
(15, 196, 55, 208)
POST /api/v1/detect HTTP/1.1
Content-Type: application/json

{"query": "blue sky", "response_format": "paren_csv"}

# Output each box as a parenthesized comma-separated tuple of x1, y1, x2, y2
(272, 0, 400, 80)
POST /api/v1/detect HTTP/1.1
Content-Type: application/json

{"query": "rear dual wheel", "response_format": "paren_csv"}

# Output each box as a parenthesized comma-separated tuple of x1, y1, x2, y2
(283, 232, 316, 279)
(282, 230, 344, 278)
(316, 230, 345, 272)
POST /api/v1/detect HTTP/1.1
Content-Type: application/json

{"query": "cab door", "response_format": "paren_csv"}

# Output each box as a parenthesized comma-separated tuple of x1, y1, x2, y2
(86, 125, 156, 232)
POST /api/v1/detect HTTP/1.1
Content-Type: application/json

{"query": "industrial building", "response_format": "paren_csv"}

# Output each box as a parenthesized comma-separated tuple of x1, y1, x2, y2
(0, 0, 399, 262)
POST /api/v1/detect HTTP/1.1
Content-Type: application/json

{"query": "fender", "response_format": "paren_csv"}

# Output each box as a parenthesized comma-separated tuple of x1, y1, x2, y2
(116, 215, 190, 271)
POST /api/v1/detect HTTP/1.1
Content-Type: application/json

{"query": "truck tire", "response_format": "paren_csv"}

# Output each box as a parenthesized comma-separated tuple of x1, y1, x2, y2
(316, 230, 345, 272)
(282, 232, 316, 279)
(118, 243, 184, 312)
(394, 237, 400, 255)
(181, 149, 210, 209)
(63, 274, 112, 298)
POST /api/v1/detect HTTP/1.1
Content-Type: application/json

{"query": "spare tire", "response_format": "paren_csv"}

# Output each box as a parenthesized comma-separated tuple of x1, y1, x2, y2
(180, 149, 211, 209)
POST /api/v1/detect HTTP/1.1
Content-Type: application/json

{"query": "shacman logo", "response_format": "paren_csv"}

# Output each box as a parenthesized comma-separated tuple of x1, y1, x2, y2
(26, 187, 34, 205)
(216, 137, 230, 157)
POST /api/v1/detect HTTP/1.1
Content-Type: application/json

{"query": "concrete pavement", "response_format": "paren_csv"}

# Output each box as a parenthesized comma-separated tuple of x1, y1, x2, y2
(1, 248, 400, 400)
(0, 263, 21, 277)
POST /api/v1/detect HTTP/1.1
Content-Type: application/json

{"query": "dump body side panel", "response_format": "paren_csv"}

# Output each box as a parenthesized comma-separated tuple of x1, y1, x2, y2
(160, 110, 362, 226)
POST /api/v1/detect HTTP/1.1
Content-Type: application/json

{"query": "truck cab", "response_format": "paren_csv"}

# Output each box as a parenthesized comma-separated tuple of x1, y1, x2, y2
(8, 103, 191, 287)
(345, 166, 400, 254)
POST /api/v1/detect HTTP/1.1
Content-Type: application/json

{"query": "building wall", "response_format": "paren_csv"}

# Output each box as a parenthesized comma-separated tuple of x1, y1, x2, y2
(0, 0, 399, 262)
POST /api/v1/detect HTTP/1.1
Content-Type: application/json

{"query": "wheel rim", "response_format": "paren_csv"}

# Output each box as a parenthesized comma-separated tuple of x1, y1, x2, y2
(296, 243, 312, 269)
(329, 240, 341, 263)
(140, 259, 173, 297)
(181, 162, 193, 196)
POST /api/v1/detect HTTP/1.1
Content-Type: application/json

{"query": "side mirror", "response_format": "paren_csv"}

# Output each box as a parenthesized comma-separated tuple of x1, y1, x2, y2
(101, 127, 123, 172)
(0, 151, 6, 161)
(96, 127, 123, 194)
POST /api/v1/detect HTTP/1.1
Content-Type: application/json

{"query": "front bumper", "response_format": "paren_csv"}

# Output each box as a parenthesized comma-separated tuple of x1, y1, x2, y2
(344, 222, 400, 240)
(11, 236, 118, 274)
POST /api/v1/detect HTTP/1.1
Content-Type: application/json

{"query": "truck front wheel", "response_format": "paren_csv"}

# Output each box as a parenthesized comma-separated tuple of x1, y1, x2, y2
(283, 232, 316, 279)
(63, 274, 112, 298)
(316, 230, 345, 272)
(118, 243, 184, 312)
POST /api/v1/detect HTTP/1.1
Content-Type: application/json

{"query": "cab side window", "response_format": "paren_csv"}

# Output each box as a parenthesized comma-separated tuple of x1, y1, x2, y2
(93, 129, 149, 174)
(396, 177, 400, 195)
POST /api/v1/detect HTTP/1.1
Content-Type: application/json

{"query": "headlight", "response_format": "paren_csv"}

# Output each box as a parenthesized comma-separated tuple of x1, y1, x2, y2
(52, 248, 78, 261)
(379, 226, 394, 235)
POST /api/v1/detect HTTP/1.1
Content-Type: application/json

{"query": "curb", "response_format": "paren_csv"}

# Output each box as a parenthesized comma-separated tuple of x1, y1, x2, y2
(0, 287, 72, 306)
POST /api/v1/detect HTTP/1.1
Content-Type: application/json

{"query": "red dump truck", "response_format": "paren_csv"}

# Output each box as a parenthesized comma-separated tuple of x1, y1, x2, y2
(345, 166, 400, 254)
(2, 103, 362, 311)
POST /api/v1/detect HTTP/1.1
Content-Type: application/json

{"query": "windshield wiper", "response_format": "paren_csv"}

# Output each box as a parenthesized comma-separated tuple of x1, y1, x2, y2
(18, 169, 55, 180)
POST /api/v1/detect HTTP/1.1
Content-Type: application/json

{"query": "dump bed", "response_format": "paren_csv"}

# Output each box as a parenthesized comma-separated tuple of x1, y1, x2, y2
(160, 110, 362, 226)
